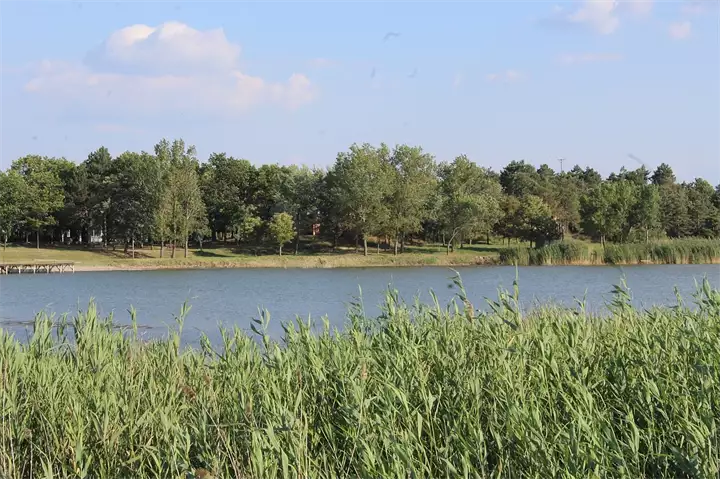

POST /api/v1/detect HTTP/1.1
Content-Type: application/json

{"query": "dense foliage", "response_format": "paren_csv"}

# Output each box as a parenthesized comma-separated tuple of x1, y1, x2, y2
(1, 278, 719, 478)
(1, 139, 719, 255)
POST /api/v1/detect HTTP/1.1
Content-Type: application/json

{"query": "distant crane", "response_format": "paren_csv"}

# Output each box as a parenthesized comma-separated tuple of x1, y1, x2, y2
(558, 157, 566, 173)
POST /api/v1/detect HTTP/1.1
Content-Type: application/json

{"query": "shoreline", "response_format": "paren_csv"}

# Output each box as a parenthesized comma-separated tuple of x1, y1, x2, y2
(45, 257, 720, 273)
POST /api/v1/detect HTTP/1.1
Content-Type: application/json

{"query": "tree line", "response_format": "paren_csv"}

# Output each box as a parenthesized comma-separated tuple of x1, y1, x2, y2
(1, 138, 718, 256)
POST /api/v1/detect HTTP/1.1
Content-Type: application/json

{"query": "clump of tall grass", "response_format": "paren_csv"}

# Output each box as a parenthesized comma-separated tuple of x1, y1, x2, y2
(499, 240, 597, 265)
(604, 238, 720, 265)
(1, 278, 720, 478)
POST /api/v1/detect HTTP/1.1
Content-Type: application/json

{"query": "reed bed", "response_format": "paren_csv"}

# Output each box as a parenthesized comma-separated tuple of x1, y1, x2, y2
(499, 241, 598, 266)
(603, 239, 720, 265)
(1, 277, 719, 479)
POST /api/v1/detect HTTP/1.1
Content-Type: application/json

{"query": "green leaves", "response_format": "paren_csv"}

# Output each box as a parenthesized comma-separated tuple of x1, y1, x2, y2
(267, 212, 295, 255)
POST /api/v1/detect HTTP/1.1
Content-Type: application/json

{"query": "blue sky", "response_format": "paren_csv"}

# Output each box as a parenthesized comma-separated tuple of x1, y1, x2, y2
(1, 0, 718, 182)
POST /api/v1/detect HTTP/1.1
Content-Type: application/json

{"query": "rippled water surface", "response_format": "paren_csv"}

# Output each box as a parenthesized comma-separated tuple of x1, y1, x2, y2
(1, 265, 718, 342)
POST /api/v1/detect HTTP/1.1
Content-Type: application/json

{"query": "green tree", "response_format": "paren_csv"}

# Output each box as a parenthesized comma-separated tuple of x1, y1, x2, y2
(495, 195, 522, 244)
(686, 179, 719, 238)
(631, 184, 661, 243)
(282, 166, 324, 254)
(112, 151, 164, 257)
(328, 143, 393, 256)
(659, 184, 691, 238)
(580, 180, 635, 245)
(199, 153, 257, 241)
(549, 175, 581, 239)
(84, 147, 115, 247)
(439, 155, 503, 253)
(0, 170, 29, 249)
(386, 144, 437, 254)
(156, 140, 207, 258)
(651, 163, 676, 186)
(268, 212, 295, 255)
(499, 160, 539, 197)
(517, 195, 559, 247)
(234, 211, 263, 246)
(11, 156, 64, 249)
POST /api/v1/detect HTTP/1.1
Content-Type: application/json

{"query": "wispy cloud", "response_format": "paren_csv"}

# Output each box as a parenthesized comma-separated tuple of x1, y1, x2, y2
(544, 0, 653, 35)
(565, 0, 620, 35)
(680, 1, 714, 15)
(668, 21, 692, 39)
(486, 70, 521, 83)
(558, 52, 624, 64)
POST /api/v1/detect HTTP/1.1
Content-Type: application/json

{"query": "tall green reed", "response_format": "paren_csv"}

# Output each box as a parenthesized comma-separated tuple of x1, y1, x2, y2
(1, 277, 719, 478)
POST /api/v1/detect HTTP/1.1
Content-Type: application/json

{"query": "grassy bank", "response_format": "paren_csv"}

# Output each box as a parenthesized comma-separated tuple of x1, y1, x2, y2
(0, 242, 502, 271)
(499, 238, 720, 266)
(2, 278, 719, 478)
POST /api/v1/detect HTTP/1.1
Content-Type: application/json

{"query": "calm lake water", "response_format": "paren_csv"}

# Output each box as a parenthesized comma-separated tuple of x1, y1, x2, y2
(1, 265, 718, 344)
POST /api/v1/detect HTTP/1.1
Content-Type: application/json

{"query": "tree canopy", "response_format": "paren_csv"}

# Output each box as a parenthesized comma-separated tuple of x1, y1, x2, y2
(1, 139, 717, 255)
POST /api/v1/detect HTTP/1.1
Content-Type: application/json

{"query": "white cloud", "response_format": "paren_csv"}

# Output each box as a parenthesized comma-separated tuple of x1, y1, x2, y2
(85, 22, 241, 74)
(668, 21, 692, 39)
(566, 0, 621, 35)
(24, 22, 317, 116)
(486, 70, 522, 83)
(555, 0, 652, 35)
(558, 52, 624, 64)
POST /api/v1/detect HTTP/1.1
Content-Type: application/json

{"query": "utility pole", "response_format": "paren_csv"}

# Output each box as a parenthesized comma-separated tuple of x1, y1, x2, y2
(558, 157, 565, 173)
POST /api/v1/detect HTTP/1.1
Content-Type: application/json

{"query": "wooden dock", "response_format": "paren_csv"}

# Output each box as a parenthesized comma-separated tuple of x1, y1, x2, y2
(0, 262, 75, 275)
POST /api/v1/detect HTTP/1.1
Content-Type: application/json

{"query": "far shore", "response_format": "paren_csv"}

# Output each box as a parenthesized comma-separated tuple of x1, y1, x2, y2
(2, 241, 718, 273)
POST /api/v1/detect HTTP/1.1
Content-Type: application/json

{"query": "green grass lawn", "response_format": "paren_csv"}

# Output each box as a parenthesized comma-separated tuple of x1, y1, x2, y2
(0, 238, 508, 270)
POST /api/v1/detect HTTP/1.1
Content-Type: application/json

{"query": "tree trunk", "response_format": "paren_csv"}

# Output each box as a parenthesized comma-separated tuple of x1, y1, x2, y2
(36, 230, 40, 249)
(3, 233, 8, 250)
(400, 234, 405, 254)
(487, 233, 490, 245)
(132, 238, 135, 259)
(184, 238, 189, 258)
(645, 228, 649, 244)
(363, 237, 368, 257)
(279, 244, 283, 256)
(294, 234, 300, 255)
(160, 236, 165, 258)
(394, 235, 399, 256)
(171, 241, 176, 259)
(447, 242, 451, 255)
(355, 236, 359, 253)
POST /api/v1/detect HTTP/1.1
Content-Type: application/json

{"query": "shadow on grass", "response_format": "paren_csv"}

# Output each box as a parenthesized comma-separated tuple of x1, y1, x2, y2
(193, 250, 233, 258)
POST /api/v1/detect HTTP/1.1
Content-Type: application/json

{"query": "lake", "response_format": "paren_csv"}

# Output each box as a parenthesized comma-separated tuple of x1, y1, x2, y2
(1, 265, 718, 343)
